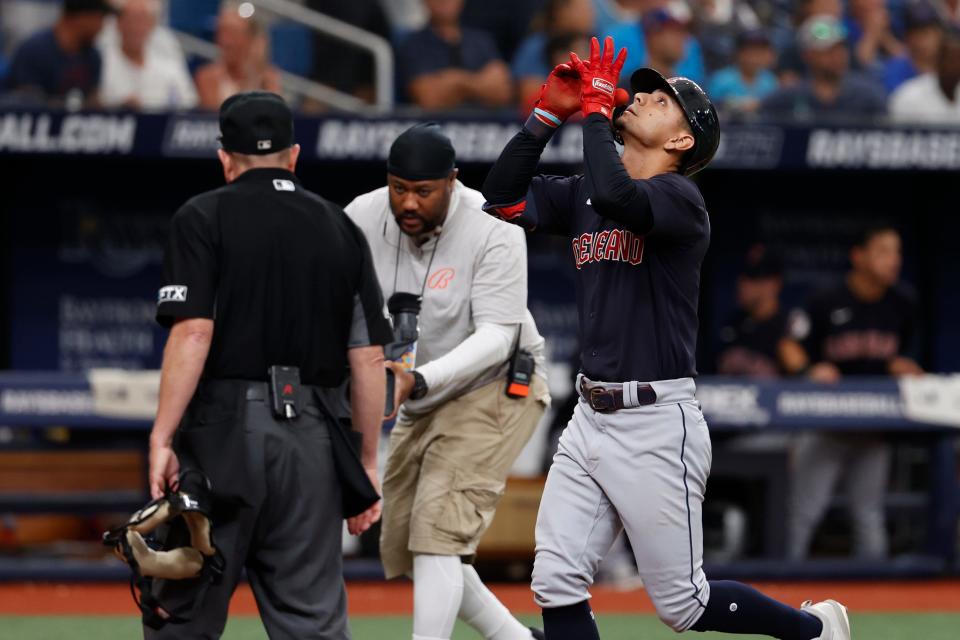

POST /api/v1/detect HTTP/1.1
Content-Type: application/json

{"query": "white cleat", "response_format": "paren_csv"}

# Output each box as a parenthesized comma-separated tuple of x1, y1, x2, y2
(801, 599, 851, 640)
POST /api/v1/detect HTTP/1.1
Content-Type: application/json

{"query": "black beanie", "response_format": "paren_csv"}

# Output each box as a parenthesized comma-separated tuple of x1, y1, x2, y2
(387, 123, 456, 181)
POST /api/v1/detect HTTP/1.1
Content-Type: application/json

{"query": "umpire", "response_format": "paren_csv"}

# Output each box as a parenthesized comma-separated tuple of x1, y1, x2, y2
(147, 92, 392, 639)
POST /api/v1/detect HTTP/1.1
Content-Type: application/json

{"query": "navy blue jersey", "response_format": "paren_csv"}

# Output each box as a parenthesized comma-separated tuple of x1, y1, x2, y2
(715, 309, 788, 377)
(483, 114, 710, 383)
(791, 282, 917, 376)
(526, 171, 709, 382)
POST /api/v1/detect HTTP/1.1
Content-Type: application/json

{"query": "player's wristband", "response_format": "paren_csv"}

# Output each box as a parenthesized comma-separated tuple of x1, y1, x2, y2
(524, 109, 562, 141)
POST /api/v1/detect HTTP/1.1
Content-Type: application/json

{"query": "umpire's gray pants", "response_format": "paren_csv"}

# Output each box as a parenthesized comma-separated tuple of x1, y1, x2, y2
(532, 377, 711, 632)
(145, 395, 348, 640)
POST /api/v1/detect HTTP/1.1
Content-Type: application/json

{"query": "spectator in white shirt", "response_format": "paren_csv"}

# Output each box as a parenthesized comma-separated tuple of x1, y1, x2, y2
(890, 29, 960, 123)
(99, 0, 197, 110)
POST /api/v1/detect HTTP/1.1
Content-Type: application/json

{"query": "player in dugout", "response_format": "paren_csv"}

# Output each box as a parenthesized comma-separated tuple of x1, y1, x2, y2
(783, 223, 923, 561)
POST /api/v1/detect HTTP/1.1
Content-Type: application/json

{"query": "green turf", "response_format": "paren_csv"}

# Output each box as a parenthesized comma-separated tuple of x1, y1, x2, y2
(4, 613, 959, 639)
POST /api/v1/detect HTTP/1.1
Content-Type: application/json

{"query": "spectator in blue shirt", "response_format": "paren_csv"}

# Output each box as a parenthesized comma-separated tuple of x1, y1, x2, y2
(5, 0, 114, 106)
(397, 0, 512, 109)
(605, 7, 707, 86)
(512, 0, 595, 108)
(883, 2, 944, 94)
(710, 29, 779, 113)
(762, 15, 887, 120)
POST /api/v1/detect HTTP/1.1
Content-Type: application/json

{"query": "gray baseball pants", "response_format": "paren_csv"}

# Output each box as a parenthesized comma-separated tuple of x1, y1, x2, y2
(532, 376, 711, 632)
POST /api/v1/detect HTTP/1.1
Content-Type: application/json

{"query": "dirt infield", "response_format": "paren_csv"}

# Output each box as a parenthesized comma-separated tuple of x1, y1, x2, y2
(1, 580, 958, 616)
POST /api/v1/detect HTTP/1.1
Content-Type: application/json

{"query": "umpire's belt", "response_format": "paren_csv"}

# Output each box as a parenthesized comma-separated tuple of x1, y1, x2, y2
(577, 375, 696, 412)
(243, 381, 321, 408)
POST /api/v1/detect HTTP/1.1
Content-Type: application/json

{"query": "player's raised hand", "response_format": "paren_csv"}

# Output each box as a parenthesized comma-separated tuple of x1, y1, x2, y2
(570, 36, 629, 119)
(530, 63, 583, 129)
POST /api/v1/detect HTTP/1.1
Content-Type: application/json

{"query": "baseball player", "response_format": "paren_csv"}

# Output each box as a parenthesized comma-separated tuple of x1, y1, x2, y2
(481, 36, 851, 640)
(345, 124, 551, 640)
(783, 223, 922, 560)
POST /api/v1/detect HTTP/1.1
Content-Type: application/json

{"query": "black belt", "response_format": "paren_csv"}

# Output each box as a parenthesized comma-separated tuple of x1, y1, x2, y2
(242, 381, 322, 408)
(579, 378, 657, 413)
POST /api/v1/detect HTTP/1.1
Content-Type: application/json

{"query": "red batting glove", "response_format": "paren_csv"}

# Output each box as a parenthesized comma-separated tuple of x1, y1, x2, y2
(529, 63, 582, 130)
(570, 36, 628, 119)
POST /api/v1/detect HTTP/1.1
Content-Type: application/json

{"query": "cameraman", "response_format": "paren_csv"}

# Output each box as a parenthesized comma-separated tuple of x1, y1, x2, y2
(345, 123, 550, 640)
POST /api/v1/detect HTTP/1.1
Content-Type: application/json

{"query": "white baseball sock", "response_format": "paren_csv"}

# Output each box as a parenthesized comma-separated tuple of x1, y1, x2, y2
(412, 554, 464, 640)
(459, 564, 533, 639)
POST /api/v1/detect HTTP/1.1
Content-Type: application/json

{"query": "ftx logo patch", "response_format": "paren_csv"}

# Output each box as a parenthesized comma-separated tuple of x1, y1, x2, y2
(158, 285, 188, 304)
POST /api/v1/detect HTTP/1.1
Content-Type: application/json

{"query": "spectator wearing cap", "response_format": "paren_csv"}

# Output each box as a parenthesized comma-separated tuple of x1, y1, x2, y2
(709, 29, 779, 113)
(844, 0, 906, 72)
(5, 0, 115, 107)
(98, 0, 197, 111)
(761, 15, 887, 119)
(882, 2, 944, 94)
(194, 4, 282, 111)
(397, 0, 512, 109)
(512, 0, 595, 109)
(777, 0, 844, 86)
(714, 247, 793, 377)
(889, 27, 960, 122)
(605, 7, 706, 85)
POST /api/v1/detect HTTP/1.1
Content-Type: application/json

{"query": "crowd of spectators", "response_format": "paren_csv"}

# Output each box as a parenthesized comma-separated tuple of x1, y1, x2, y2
(1, 0, 958, 122)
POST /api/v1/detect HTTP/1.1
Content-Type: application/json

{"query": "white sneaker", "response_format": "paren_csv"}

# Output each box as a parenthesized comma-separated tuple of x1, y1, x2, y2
(801, 599, 851, 640)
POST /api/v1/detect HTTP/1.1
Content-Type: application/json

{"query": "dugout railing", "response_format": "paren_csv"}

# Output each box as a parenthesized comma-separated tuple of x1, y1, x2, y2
(0, 372, 956, 581)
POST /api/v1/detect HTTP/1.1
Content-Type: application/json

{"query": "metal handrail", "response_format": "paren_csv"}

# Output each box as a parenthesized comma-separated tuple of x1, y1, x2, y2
(173, 31, 370, 113)
(247, 0, 394, 112)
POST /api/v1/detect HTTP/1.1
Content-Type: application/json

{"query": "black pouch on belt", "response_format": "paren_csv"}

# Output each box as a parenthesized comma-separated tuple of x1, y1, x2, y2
(310, 388, 381, 518)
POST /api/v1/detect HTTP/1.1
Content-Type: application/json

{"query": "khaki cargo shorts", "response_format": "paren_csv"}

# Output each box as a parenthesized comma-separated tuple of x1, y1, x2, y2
(379, 375, 549, 579)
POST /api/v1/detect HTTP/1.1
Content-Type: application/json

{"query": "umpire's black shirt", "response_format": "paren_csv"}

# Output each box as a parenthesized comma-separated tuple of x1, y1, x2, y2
(157, 167, 392, 386)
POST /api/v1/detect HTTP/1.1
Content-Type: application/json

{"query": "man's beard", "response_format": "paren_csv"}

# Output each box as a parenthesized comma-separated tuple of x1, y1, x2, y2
(395, 211, 440, 236)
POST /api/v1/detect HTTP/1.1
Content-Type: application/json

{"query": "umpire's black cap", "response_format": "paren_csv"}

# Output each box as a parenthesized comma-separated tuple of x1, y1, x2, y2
(629, 68, 720, 176)
(218, 92, 294, 155)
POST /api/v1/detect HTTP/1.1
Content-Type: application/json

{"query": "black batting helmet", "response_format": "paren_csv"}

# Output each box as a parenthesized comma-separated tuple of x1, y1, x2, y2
(628, 68, 720, 176)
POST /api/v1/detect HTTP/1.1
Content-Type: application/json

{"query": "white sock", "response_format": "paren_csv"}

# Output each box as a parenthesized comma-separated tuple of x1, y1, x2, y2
(413, 554, 464, 640)
(459, 564, 533, 640)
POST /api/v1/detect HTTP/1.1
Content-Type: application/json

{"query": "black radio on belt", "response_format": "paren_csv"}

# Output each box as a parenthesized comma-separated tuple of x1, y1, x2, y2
(268, 365, 300, 419)
(506, 348, 535, 398)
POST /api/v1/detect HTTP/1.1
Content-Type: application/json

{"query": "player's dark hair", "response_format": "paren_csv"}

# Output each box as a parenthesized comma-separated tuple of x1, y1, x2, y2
(854, 221, 898, 249)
